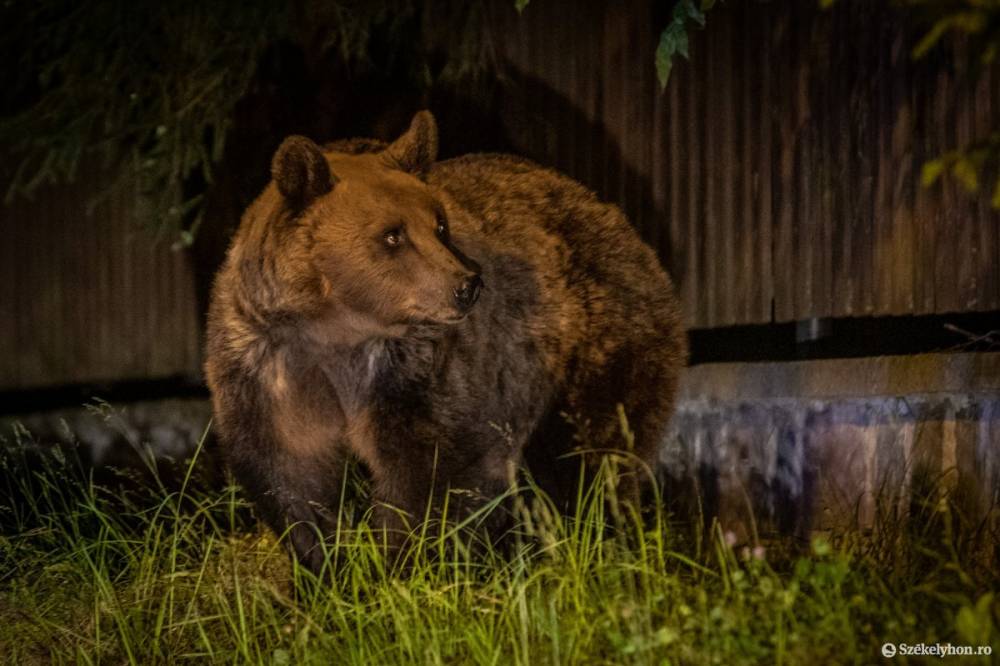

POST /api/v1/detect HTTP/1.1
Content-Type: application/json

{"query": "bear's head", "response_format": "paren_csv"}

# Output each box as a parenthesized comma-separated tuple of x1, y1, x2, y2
(270, 111, 482, 336)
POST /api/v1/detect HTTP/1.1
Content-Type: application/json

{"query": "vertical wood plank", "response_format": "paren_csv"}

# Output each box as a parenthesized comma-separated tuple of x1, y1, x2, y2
(718, 7, 736, 325)
(774, 6, 795, 322)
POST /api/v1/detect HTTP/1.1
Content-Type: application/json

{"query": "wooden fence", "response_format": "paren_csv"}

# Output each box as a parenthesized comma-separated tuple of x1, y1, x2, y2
(494, 0, 1000, 327)
(1, 0, 998, 390)
(0, 173, 201, 390)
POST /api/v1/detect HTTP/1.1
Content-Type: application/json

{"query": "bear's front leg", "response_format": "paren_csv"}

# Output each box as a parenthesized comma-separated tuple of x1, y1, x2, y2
(368, 443, 518, 560)
(210, 359, 349, 577)
(245, 455, 349, 577)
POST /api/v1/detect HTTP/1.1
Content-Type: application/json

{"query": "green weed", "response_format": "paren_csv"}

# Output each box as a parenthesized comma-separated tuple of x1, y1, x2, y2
(0, 424, 996, 665)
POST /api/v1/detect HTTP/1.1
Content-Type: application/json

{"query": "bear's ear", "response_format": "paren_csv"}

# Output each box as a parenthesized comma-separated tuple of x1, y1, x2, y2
(271, 136, 335, 207)
(383, 110, 439, 176)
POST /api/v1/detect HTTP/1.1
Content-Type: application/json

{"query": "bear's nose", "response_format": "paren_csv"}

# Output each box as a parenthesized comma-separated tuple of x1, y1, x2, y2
(454, 275, 483, 312)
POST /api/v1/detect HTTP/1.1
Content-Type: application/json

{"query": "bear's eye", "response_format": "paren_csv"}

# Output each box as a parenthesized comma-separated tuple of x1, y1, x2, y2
(383, 227, 404, 248)
(435, 215, 449, 241)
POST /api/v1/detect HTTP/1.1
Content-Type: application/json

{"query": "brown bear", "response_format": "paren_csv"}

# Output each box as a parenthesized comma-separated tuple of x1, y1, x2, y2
(204, 110, 686, 574)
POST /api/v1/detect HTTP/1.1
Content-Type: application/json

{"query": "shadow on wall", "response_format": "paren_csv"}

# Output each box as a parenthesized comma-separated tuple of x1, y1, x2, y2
(187, 46, 679, 337)
(494, 67, 687, 287)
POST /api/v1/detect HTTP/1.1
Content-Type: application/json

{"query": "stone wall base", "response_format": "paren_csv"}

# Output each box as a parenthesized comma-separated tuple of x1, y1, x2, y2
(666, 353, 1000, 541)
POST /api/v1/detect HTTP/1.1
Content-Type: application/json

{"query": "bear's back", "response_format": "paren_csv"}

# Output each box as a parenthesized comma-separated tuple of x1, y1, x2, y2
(431, 153, 681, 330)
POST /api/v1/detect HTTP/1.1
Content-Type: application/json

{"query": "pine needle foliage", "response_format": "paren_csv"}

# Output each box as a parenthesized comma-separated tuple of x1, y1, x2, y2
(0, 0, 496, 245)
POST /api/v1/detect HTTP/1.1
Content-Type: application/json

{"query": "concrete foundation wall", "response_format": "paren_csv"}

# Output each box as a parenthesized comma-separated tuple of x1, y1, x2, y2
(666, 353, 1000, 540)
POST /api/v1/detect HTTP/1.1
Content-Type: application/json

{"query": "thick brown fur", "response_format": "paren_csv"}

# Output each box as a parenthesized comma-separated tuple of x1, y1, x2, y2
(204, 111, 687, 573)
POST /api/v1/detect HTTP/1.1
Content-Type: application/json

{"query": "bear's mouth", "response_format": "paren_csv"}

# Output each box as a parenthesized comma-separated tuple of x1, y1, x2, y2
(406, 310, 470, 327)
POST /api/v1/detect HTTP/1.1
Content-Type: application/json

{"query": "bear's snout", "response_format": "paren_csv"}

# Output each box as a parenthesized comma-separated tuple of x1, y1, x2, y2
(453, 274, 483, 312)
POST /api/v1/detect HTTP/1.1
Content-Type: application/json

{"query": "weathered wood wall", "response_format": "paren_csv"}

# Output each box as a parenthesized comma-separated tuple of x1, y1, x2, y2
(494, 0, 1000, 328)
(2, 0, 998, 390)
(0, 172, 201, 390)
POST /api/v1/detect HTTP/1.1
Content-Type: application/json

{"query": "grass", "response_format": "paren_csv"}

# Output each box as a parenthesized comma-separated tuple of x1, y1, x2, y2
(0, 423, 997, 665)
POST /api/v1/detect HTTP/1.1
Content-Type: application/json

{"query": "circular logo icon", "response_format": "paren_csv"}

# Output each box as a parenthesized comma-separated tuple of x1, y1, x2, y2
(881, 643, 897, 658)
